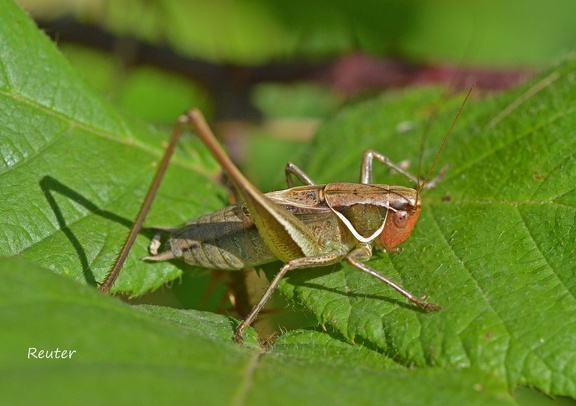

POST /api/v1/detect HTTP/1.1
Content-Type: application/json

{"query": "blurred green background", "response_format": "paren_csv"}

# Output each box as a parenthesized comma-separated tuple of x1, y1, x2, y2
(16, 0, 576, 191)
(17, 0, 576, 124)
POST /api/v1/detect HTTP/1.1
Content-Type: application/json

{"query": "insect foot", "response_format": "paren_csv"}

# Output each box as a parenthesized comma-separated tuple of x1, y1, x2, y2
(410, 296, 443, 312)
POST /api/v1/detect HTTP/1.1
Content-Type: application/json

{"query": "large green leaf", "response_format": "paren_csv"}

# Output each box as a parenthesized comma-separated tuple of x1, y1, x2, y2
(278, 67, 576, 396)
(0, 257, 515, 405)
(0, 0, 223, 295)
(1, 1, 575, 403)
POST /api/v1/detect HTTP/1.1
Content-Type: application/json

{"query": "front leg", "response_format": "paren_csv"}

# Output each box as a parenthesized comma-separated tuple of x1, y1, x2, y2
(345, 244, 441, 311)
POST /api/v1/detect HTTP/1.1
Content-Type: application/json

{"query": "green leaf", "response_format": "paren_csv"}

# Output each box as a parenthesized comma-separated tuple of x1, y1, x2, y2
(1, 1, 575, 403)
(0, 0, 223, 295)
(278, 67, 576, 397)
(0, 257, 515, 405)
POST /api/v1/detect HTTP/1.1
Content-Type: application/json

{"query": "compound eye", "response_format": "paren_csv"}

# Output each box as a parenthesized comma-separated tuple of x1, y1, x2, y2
(392, 211, 409, 228)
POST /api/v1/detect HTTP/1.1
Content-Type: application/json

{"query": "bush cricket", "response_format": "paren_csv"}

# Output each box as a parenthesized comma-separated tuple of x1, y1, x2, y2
(100, 89, 472, 342)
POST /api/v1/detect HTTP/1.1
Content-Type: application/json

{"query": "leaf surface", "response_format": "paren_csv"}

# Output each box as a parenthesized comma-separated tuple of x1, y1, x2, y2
(0, 0, 223, 295)
(279, 67, 576, 396)
(1, 1, 574, 403)
(0, 257, 514, 405)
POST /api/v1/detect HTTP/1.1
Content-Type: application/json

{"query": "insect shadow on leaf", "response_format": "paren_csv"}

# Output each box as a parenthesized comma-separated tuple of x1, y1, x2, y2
(39, 175, 157, 286)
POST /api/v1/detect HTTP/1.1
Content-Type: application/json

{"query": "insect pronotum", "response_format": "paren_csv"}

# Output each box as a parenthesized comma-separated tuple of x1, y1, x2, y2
(100, 88, 473, 342)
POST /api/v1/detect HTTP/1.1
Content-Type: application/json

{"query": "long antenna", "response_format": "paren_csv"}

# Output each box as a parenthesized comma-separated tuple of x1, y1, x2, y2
(415, 84, 475, 203)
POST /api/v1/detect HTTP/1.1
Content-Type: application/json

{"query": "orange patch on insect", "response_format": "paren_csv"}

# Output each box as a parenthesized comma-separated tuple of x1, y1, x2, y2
(378, 207, 421, 251)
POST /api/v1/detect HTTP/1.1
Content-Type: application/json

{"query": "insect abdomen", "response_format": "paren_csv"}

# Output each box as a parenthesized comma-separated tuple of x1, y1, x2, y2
(153, 203, 277, 270)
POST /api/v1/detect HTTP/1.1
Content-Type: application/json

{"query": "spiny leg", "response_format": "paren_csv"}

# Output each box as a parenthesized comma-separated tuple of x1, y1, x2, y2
(345, 246, 441, 312)
(233, 263, 290, 343)
(234, 250, 347, 343)
(284, 162, 317, 187)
